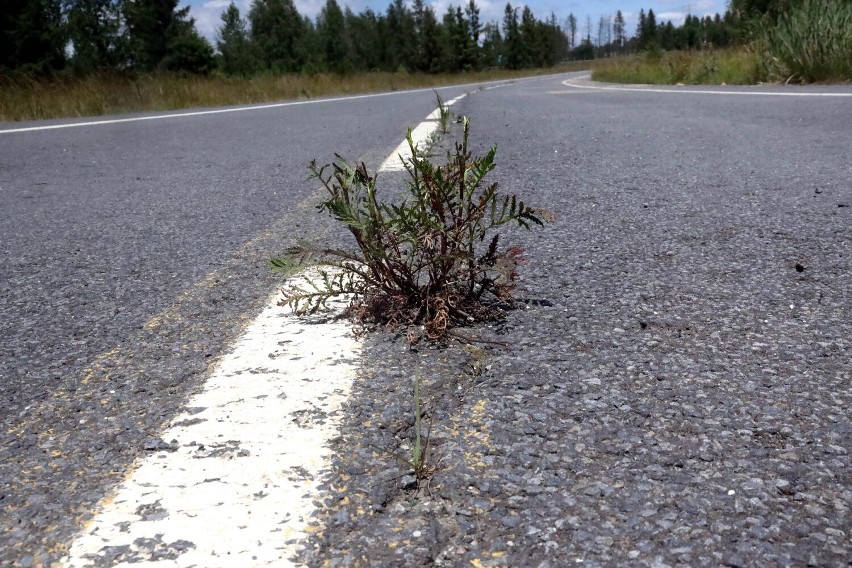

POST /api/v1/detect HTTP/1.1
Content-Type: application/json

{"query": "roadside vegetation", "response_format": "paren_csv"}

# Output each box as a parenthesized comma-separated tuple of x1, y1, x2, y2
(4, 0, 848, 122)
(592, 49, 760, 85)
(0, 63, 587, 123)
(592, 0, 851, 85)
(1, 0, 578, 122)
(757, 0, 852, 83)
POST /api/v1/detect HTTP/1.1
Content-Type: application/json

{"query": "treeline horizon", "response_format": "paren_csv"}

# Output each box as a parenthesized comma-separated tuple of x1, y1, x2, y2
(2, 0, 749, 79)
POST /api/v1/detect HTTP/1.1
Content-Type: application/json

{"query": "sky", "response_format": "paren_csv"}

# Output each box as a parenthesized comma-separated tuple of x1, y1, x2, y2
(185, 0, 730, 45)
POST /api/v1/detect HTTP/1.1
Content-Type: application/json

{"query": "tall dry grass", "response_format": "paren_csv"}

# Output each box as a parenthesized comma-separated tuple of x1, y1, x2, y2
(0, 62, 590, 122)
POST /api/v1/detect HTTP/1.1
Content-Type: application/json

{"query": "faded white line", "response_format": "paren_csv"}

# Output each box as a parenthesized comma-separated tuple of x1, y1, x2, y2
(61, 290, 359, 567)
(562, 75, 852, 97)
(379, 93, 467, 172)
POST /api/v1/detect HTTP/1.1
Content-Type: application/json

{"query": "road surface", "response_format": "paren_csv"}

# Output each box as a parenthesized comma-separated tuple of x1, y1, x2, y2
(1, 73, 850, 566)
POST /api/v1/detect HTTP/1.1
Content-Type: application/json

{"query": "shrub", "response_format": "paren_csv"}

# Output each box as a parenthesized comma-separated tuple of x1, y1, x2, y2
(271, 118, 550, 341)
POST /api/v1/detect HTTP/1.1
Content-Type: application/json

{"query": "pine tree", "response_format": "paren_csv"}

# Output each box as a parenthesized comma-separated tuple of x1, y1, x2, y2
(412, 0, 441, 73)
(317, 0, 348, 72)
(659, 20, 676, 50)
(646, 9, 658, 49)
(480, 21, 502, 67)
(442, 4, 479, 72)
(465, 0, 480, 45)
(345, 8, 382, 71)
(216, 2, 257, 76)
(613, 10, 625, 52)
(596, 16, 607, 52)
(249, 0, 305, 73)
(161, 15, 215, 73)
(65, 0, 124, 72)
(565, 13, 577, 50)
(636, 8, 646, 50)
(502, 3, 522, 69)
(0, 0, 65, 73)
(519, 6, 538, 66)
(465, 0, 482, 70)
(123, 0, 212, 72)
(384, 0, 416, 72)
(544, 12, 567, 65)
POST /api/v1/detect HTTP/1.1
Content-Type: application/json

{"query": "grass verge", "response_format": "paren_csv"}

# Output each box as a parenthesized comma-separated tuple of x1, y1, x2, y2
(591, 49, 762, 85)
(758, 0, 852, 83)
(593, 2, 851, 86)
(0, 62, 590, 123)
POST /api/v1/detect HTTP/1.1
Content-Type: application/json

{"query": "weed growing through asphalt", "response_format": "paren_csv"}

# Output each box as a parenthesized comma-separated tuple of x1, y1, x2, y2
(412, 375, 425, 474)
(434, 90, 450, 134)
(270, 117, 551, 342)
(366, 375, 433, 487)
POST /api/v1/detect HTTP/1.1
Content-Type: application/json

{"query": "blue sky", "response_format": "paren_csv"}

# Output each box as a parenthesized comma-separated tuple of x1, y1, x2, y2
(185, 0, 730, 44)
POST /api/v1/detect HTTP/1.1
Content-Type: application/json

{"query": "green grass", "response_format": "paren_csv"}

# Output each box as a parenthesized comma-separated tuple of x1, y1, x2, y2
(759, 0, 852, 83)
(591, 49, 762, 85)
(592, 1, 852, 86)
(0, 62, 590, 122)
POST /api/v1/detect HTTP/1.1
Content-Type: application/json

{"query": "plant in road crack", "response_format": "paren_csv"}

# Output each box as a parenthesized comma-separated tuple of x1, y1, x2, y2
(270, 117, 551, 341)
(367, 375, 434, 486)
(435, 90, 451, 134)
(410, 375, 427, 479)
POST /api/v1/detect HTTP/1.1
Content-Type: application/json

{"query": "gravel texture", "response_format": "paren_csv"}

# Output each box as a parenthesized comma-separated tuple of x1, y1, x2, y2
(299, 79, 851, 566)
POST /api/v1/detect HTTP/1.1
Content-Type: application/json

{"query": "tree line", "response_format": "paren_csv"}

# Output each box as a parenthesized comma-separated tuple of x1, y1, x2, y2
(221, 0, 570, 75)
(1, 0, 214, 75)
(1, 0, 776, 78)
(0, 0, 568, 77)
(564, 7, 744, 60)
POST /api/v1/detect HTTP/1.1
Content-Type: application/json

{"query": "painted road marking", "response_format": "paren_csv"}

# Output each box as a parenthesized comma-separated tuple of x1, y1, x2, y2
(562, 75, 852, 97)
(60, 94, 461, 567)
(379, 94, 466, 172)
(60, 291, 359, 567)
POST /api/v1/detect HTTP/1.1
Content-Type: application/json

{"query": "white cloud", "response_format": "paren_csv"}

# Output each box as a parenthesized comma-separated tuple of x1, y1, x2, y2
(657, 11, 686, 25)
(187, 0, 329, 43)
(204, 0, 233, 9)
(294, 0, 326, 18)
(186, 0, 250, 43)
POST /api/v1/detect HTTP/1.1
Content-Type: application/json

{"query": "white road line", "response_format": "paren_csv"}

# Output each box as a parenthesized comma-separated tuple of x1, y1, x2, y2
(61, 291, 360, 567)
(0, 85, 483, 135)
(60, 92, 461, 567)
(562, 75, 852, 97)
(378, 94, 466, 172)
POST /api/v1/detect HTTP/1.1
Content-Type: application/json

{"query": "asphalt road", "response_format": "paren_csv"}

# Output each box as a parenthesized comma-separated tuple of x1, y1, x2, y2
(1, 73, 851, 566)
(0, 81, 505, 566)
(303, 76, 851, 566)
